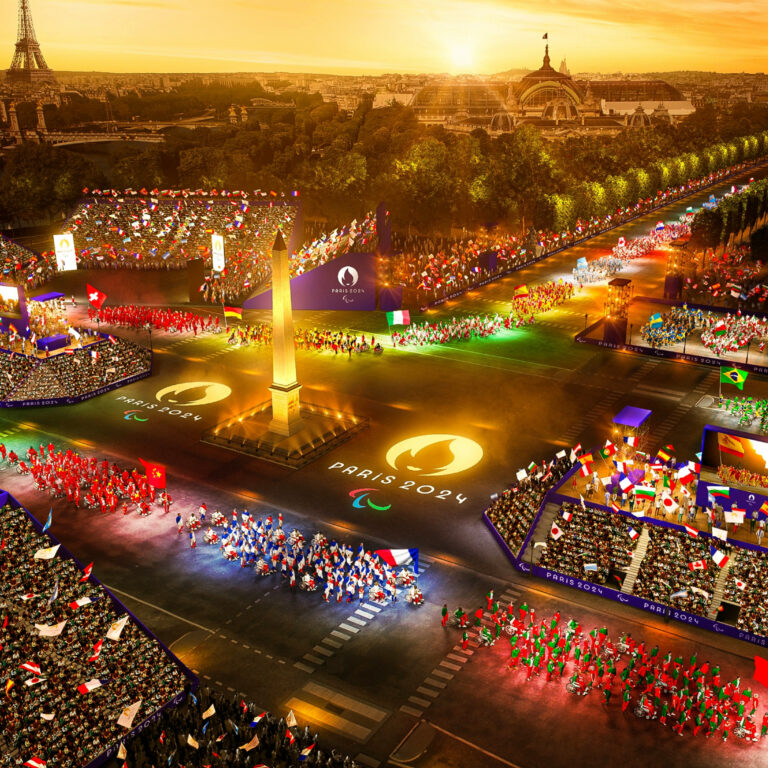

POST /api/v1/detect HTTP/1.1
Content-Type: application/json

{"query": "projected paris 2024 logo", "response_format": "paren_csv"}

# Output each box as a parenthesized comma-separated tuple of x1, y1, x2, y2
(330, 433, 483, 507)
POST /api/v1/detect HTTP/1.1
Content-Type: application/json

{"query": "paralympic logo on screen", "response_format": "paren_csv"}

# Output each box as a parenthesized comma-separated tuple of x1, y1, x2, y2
(349, 488, 391, 511)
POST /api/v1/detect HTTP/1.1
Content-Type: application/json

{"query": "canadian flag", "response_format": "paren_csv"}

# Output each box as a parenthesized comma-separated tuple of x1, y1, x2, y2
(550, 523, 564, 540)
(20, 662, 41, 675)
(688, 559, 707, 571)
(86, 284, 107, 310)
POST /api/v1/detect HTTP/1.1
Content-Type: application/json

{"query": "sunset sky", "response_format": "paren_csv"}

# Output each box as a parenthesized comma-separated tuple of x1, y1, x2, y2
(7, 0, 768, 74)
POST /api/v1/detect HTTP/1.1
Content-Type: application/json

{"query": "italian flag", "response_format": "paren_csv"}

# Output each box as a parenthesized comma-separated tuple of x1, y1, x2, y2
(386, 310, 411, 326)
(634, 485, 656, 498)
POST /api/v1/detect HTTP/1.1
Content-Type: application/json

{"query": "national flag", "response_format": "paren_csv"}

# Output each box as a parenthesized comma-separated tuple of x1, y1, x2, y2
(299, 744, 315, 761)
(577, 452, 594, 465)
(579, 463, 591, 478)
(106, 615, 129, 641)
(613, 460, 633, 474)
(86, 284, 107, 309)
(108, 335, 117, 345)
(634, 485, 655, 498)
(709, 485, 731, 499)
(117, 699, 142, 729)
(717, 433, 744, 458)
(80, 562, 93, 582)
(550, 522, 563, 540)
(69, 596, 99, 610)
(24, 676, 45, 687)
(224, 306, 242, 320)
(561, 509, 573, 523)
(755, 656, 768, 688)
(610, 501, 621, 513)
(250, 712, 266, 727)
(677, 466, 694, 485)
(623, 435, 637, 447)
(138, 458, 166, 489)
(734, 579, 747, 590)
(20, 662, 41, 675)
(35, 621, 66, 637)
(721, 366, 748, 390)
(657, 446, 672, 462)
(688, 559, 707, 571)
(88, 639, 104, 663)
(23, 758, 46, 768)
(670, 589, 688, 599)
(386, 310, 411, 326)
(286, 728, 295, 745)
(712, 527, 728, 541)
(41, 508, 52, 533)
(661, 495, 678, 514)
(628, 528, 639, 541)
(712, 320, 727, 337)
(77, 678, 109, 694)
(187, 735, 199, 749)
(202, 704, 216, 719)
(117, 743, 127, 761)
(710, 546, 729, 568)
(599, 442, 616, 459)
(760, 501, 768, 517)
(374, 548, 418, 573)
(619, 476, 635, 493)
(513, 285, 529, 298)
(47, 578, 58, 606)
(33, 544, 60, 560)
(649, 312, 663, 329)
(5, 680, 13, 695)
(584, 563, 598, 572)
(527, 460, 537, 473)
(683, 525, 699, 537)
(240, 733, 260, 751)
(286, 710, 297, 728)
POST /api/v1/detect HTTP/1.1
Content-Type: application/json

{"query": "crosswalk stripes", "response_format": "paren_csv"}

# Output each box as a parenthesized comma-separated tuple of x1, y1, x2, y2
(633, 383, 685, 402)
(293, 602, 386, 674)
(417, 554, 436, 575)
(560, 389, 623, 444)
(399, 582, 524, 718)
(284, 681, 389, 743)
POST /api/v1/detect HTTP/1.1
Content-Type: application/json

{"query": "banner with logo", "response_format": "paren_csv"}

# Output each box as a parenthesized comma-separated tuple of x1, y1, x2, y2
(53, 234, 77, 272)
(244, 253, 377, 311)
(211, 234, 225, 273)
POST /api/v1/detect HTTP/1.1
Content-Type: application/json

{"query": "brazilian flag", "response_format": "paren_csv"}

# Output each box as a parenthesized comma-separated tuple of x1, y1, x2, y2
(720, 366, 748, 391)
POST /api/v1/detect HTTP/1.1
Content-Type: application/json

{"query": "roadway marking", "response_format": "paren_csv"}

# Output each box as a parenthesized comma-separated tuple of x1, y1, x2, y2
(424, 677, 447, 689)
(322, 638, 343, 649)
(313, 645, 333, 657)
(427, 721, 524, 768)
(399, 705, 423, 717)
(347, 616, 367, 626)
(416, 686, 440, 698)
(355, 609, 374, 619)
(303, 654, 324, 664)
(431, 669, 453, 680)
(339, 623, 360, 633)
(439, 660, 461, 671)
(293, 662, 315, 674)
(102, 585, 215, 633)
(331, 630, 351, 641)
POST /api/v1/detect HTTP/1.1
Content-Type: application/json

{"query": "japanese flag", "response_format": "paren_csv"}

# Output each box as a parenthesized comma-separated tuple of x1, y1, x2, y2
(550, 523, 564, 540)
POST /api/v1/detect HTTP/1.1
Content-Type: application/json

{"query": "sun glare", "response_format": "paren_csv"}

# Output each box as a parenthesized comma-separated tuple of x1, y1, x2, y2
(449, 44, 474, 73)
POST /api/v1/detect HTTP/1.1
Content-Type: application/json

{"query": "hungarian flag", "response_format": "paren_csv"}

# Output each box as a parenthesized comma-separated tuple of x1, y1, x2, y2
(86, 284, 107, 310)
(717, 433, 744, 458)
(688, 559, 707, 571)
(710, 546, 729, 568)
(721, 366, 748, 390)
(224, 306, 242, 320)
(386, 310, 411, 326)
(139, 458, 166, 489)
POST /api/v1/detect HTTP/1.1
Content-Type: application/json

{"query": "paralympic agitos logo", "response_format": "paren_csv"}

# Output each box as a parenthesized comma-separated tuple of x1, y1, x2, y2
(349, 488, 391, 511)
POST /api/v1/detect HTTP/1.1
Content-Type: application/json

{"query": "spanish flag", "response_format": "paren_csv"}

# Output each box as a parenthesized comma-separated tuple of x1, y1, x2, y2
(514, 285, 529, 299)
(224, 306, 242, 320)
(718, 432, 745, 458)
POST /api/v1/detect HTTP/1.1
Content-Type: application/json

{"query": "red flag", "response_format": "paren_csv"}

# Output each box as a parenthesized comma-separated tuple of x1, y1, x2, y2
(79, 562, 93, 582)
(88, 638, 103, 663)
(139, 458, 166, 489)
(86, 284, 107, 310)
(755, 656, 768, 688)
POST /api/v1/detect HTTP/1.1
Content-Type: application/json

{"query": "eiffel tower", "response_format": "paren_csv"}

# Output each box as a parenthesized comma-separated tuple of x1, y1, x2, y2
(6, 0, 56, 88)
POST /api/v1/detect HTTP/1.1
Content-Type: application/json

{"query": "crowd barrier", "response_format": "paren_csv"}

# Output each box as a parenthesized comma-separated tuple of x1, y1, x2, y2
(2, 488, 198, 767)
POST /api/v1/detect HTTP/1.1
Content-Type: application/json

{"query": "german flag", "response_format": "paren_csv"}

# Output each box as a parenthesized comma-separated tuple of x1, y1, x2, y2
(224, 306, 242, 321)
(717, 432, 744, 458)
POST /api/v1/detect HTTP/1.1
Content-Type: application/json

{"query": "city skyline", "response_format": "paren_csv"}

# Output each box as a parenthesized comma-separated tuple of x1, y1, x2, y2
(5, 0, 767, 76)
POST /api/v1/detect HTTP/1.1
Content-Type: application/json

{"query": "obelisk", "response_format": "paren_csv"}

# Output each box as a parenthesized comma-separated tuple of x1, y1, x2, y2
(268, 230, 304, 436)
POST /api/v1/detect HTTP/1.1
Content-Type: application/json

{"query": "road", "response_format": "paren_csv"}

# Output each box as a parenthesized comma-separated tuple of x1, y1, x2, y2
(4, 164, 768, 768)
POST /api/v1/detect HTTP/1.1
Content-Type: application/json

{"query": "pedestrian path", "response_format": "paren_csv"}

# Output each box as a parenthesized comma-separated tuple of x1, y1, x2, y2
(707, 559, 734, 620)
(621, 527, 650, 594)
(399, 581, 524, 719)
(284, 681, 389, 744)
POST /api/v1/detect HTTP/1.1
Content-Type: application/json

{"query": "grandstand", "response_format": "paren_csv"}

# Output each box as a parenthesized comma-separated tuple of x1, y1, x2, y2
(0, 490, 194, 766)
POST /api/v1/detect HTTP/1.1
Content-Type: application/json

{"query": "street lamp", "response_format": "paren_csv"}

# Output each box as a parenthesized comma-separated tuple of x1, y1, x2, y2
(746, 338, 751, 365)
(144, 323, 153, 352)
(629, 324, 633, 345)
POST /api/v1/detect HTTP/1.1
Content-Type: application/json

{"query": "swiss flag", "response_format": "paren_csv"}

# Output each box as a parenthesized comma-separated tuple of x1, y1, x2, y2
(755, 655, 768, 689)
(86, 284, 107, 310)
(139, 458, 166, 489)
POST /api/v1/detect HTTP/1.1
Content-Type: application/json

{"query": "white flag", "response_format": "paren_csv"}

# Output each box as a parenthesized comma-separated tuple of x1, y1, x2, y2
(286, 709, 297, 728)
(239, 733, 260, 751)
(35, 621, 67, 637)
(34, 544, 61, 560)
(117, 699, 142, 729)
(117, 742, 127, 760)
(187, 734, 199, 749)
(712, 527, 728, 541)
(40, 712, 55, 721)
(106, 615, 129, 641)
(202, 703, 216, 719)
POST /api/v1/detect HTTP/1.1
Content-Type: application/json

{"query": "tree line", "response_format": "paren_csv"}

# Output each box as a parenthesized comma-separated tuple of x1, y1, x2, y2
(1, 86, 768, 234)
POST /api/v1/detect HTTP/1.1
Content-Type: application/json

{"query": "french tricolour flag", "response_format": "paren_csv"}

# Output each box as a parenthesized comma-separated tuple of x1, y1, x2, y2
(77, 678, 109, 694)
(374, 548, 419, 572)
(710, 546, 729, 568)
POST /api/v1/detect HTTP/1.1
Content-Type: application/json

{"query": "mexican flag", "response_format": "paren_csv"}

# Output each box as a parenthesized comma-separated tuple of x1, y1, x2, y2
(386, 310, 411, 326)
